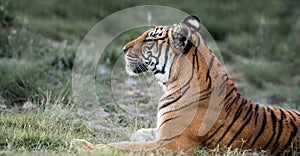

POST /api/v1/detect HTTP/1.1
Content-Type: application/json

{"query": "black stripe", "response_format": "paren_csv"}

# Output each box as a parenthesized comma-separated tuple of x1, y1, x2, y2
(279, 108, 287, 119)
(228, 111, 254, 146)
(188, 86, 210, 100)
(162, 135, 181, 142)
(160, 89, 180, 102)
(262, 108, 277, 150)
(126, 57, 138, 62)
(141, 42, 156, 60)
(206, 55, 215, 81)
(197, 33, 201, 47)
(151, 42, 161, 72)
(199, 89, 212, 98)
(271, 108, 285, 153)
(216, 98, 245, 144)
(194, 48, 200, 70)
(224, 97, 235, 119)
(218, 74, 228, 95)
(218, 79, 227, 97)
(207, 74, 212, 89)
(156, 41, 163, 58)
(145, 41, 156, 49)
(158, 116, 180, 129)
(225, 108, 232, 119)
(201, 73, 212, 94)
(158, 85, 190, 110)
(254, 113, 259, 126)
(287, 110, 296, 121)
(168, 54, 176, 80)
(143, 39, 158, 42)
(159, 96, 209, 118)
(251, 107, 267, 147)
(204, 68, 212, 94)
(183, 39, 193, 54)
(281, 119, 298, 152)
(160, 77, 189, 102)
(225, 94, 240, 113)
(154, 44, 170, 74)
(225, 92, 240, 112)
(221, 84, 237, 108)
(222, 73, 227, 79)
(292, 110, 300, 118)
(166, 84, 177, 92)
(254, 104, 259, 113)
(166, 37, 170, 45)
(158, 47, 196, 109)
(193, 34, 201, 70)
(243, 104, 253, 121)
(224, 86, 237, 101)
(254, 104, 259, 126)
(204, 41, 208, 48)
(242, 98, 248, 105)
(202, 124, 224, 144)
(205, 140, 214, 148)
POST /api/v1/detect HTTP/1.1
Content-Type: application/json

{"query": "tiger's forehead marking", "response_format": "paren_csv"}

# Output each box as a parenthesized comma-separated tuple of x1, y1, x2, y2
(146, 26, 168, 40)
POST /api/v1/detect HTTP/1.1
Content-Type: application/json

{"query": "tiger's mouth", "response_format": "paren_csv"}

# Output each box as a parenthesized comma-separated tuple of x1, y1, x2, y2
(125, 60, 148, 75)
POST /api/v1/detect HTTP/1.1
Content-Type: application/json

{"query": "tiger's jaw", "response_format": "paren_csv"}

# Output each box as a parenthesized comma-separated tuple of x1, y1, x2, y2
(125, 56, 148, 76)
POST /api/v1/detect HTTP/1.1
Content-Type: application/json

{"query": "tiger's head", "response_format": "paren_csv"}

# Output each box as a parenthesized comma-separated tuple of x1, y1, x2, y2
(123, 16, 201, 83)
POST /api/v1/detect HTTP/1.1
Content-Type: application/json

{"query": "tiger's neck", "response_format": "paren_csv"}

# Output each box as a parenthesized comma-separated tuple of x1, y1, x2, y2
(162, 33, 243, 107)
(159, 34, 250, 135)
(193, 34, 243, 107)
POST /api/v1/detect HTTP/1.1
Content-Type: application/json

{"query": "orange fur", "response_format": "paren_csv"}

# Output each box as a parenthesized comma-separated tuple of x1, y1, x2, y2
(72, 16, 300, 155)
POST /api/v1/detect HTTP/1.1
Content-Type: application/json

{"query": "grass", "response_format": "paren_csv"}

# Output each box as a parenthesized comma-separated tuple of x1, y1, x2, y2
(0, 96, 92, 152)
(0, 0, 299, 155)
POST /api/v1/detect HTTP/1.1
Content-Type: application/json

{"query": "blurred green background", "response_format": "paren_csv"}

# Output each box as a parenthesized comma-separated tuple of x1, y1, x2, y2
(0, 0, 299, 154)
(1, 0, 299, 106)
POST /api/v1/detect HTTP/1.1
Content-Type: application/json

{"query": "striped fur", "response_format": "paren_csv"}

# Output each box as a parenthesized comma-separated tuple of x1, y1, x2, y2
(72, 16, 300, 155)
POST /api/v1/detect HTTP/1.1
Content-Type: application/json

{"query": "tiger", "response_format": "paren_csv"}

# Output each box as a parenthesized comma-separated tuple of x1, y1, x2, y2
(71, 15, 300, 155)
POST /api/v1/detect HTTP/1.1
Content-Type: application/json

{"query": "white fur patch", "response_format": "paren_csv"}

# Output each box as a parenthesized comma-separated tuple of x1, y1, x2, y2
(125, 55, 138, 76)
(187, 18, 200, 29)
(130, 128, 157, 142)
(154, 52, 175, 87)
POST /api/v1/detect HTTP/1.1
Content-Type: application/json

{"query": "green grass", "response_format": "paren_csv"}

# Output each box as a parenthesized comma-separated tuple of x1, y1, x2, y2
(0, 0, 299, 155)
(0, 97, 92, 152)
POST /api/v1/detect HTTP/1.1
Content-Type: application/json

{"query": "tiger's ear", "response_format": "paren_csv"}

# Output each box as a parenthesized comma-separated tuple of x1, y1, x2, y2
(170, 16, 200, 53)
(183, 15, 201, 32)
(170, 23, 191, 52)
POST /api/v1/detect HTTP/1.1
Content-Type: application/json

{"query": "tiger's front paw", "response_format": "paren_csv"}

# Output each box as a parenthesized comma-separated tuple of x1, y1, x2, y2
(130, 128, 157, 142)
(71, 139, 96, 152)
(71, 139, 113, 153)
